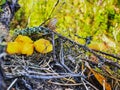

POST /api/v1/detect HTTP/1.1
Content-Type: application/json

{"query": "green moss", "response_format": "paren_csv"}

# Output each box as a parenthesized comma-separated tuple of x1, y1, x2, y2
(10, 0, 120, 53)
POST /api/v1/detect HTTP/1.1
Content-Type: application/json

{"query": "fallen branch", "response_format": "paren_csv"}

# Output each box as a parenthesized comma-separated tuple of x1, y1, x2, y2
(43, 27, 120, 69)
(93, 49, 120, 60)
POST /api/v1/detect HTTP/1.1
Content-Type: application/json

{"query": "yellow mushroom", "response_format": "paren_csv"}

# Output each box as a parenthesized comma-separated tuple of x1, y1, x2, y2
(7, 35, 34, 56)
(6, 42, 21, 54)
(21, 43, 34, 56)
(15, 35, 33, 43)
(34, 38, 53, 54)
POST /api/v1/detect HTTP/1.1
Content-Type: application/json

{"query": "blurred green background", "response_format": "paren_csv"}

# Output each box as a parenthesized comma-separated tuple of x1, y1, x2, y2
(10, 0, 120, 54)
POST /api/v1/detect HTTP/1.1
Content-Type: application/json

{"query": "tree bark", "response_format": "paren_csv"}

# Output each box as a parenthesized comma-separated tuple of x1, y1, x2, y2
(0, 0, 20, 41)
(0, 0, 20, 89)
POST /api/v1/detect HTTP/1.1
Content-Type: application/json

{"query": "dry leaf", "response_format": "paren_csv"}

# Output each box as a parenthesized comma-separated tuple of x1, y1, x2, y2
(89, 55, 99, 64)
(47, 18, 57, 31)
(102, 34, 116, 48)
(92, 70, 111, 90)
(86, 62, 111, 90)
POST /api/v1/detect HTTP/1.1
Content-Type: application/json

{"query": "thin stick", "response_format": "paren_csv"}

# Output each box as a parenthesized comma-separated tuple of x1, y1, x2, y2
(52, 32, 56, 61)
(7, 78, 18, 90)
(40, 0, 60, 26)
(83, 78, 99, 90)
(48, 81, 83, 86)
(93, 49, 120, 60)
(81, 78, 89, 90)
